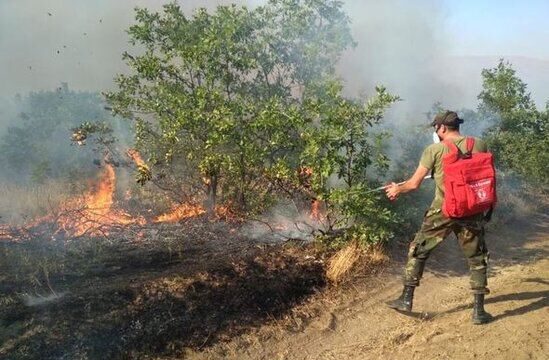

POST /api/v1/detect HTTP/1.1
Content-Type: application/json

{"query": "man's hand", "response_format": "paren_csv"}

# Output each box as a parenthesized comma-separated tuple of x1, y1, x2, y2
(384, 165, 431, 201)
(385, 182, 400, 201)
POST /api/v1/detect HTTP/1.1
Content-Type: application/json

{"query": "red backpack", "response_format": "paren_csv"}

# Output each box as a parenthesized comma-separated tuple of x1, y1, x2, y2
(441, 137, 497, 218)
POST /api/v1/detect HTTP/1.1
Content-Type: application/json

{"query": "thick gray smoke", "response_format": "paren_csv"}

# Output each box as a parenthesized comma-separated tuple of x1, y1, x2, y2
(2, 1, 548, 111)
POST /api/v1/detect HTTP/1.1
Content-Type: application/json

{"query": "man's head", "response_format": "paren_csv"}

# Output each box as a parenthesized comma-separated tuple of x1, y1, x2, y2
(431, 110, 463, 141)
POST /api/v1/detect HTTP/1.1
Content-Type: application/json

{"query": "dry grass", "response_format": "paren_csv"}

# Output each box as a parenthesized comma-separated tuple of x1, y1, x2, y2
(326, 242, 389, 284)
(326, 242, 361, 283)
(0, 181, 72, 224)
(364, 243, 389, 266)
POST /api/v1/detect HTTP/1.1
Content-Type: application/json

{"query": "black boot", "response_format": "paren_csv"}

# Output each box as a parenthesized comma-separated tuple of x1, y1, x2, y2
(386, 285, 414, 312)
(472, 293, 493, 325)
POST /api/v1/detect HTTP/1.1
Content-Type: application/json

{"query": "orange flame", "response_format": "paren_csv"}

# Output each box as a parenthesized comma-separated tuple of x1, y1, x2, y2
(310, 200, 324, 221)
(127, 149, 146, 167)
(0, 227, 14, 240)
(57, 163, 145, 237)
(2, 152, 244, 240)
(214, 204, 238, 220)
(154, 203, 206, 223)
(153, 202, 241, 223)
(87, 163, 115, 211)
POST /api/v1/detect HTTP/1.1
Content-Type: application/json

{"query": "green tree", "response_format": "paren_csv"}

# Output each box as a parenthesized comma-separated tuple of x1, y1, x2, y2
(299, 81, 399, 243)
(478, 60, 548, 186)
(106, 0, 399, 244)
(105, 1, 354, 210)
(0, 84, 116, 184)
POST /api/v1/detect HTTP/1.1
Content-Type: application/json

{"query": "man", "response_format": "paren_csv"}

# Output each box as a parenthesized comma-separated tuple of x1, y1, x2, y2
(384, 110, 493, 325)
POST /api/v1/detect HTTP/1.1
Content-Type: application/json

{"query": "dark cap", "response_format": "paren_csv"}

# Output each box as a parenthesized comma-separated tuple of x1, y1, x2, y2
(431, 111, 464, 127)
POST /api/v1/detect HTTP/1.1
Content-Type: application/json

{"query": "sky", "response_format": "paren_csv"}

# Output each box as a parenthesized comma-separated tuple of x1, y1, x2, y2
(444, 0, 549, 59)
(0, 0, 548, 107)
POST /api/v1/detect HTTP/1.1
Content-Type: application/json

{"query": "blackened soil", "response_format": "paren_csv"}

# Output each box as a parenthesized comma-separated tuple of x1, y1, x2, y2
(0, 219, 327, 359)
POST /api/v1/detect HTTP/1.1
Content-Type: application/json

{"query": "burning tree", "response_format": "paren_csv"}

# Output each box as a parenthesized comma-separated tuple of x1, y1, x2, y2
(102, 0, 400, 245)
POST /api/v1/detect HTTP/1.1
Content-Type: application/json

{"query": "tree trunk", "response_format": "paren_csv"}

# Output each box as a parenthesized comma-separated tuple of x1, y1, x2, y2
(237, 152, 247, 211)
(204, 174, 218, 216)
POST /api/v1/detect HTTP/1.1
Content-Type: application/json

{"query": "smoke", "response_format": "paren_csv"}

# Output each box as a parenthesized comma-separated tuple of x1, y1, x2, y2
(338, 0, 462, 124)
(0, 0, 258, 172)
(2, 0, 548, 114)
(339, 1, 549, 122)
(241, 202, 326, 242)
(22, 291, 68, 307)
(0, 0, 263, 101)
(0, 1, 547, 205)
(0, 0, 481, 222)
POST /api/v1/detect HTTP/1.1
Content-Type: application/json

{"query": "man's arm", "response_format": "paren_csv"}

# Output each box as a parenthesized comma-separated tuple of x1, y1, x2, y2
(385, 165, 431, 200)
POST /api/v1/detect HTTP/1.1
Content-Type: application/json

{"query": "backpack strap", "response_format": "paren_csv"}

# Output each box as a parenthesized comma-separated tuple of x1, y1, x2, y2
(443, 138, 473, 159)
(466, 137, 475, 154)
(442, 139, 459, 154)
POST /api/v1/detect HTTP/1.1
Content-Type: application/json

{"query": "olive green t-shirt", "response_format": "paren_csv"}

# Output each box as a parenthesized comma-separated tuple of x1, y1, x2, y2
(420, 136, 488, 209)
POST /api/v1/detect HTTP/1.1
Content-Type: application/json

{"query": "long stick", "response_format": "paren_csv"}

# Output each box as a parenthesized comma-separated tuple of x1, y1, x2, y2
(363, 175, 433, 194)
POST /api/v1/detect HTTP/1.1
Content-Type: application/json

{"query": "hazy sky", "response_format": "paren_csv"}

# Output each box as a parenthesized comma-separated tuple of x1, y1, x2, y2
(445, 0, 549, 59)
(1, 0, 548, 102)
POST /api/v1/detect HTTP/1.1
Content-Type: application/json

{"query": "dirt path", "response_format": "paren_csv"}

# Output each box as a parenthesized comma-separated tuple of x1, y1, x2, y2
(197, 215, 549, 360)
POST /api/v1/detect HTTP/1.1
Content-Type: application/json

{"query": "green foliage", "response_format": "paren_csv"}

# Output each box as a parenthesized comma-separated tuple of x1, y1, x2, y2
(106, 0, 399, 244)
(71, 121, 117, 150)
(107, 1, 349, 210)
(326, 187, 398, 246)
(384, 104, 437, 234)
(301, 84, 398, 188)
(299, 84, 400, 242)
(478, 59, 548, 186)
(479, 60, 537, 131)
(0, 85, 114, 184)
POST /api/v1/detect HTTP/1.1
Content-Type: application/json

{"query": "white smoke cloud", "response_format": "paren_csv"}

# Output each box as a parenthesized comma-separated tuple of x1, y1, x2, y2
(338, 0, 460, 123)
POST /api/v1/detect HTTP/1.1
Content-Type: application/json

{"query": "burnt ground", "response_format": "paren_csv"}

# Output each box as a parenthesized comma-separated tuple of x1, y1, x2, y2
(0, 219, 328, 359)
(1, 211, 547, 360)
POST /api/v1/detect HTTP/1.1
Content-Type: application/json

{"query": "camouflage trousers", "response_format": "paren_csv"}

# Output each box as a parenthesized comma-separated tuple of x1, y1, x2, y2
(404, 207, 490, 294)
